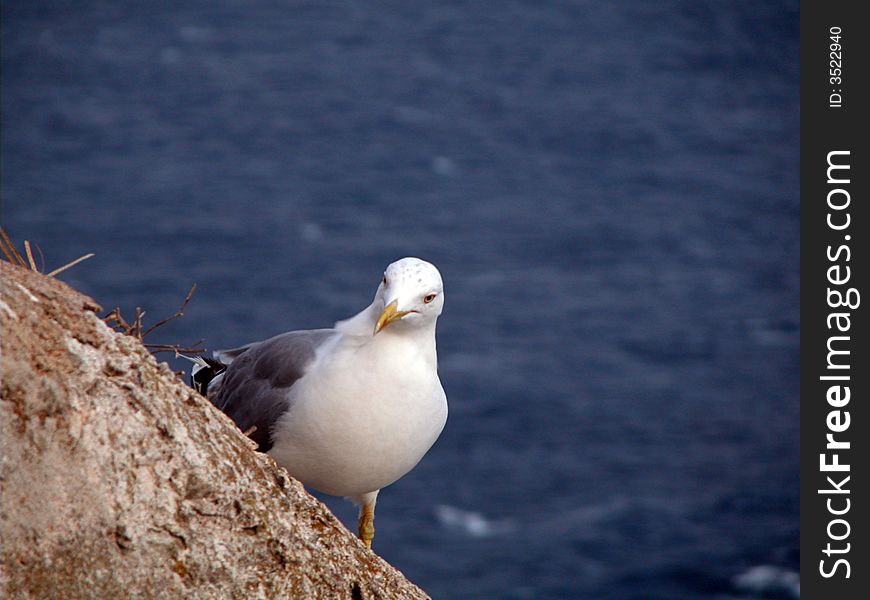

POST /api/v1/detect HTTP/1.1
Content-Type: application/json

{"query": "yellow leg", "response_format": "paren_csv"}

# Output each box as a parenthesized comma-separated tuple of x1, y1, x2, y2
(358, 501, 375, 549)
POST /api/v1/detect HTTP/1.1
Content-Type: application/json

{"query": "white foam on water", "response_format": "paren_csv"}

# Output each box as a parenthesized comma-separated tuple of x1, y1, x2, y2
(732, 565, 799, 599)
(434, 504, 514, 538)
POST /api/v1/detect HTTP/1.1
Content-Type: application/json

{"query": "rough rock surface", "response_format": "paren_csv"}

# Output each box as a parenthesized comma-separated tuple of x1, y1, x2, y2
(0, 262, 428, 599)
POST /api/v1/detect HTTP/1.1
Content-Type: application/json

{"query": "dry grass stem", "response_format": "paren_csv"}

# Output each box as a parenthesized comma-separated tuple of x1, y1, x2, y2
(24, 241, 38, 271)
(46, 253, 96, 277)
(0, 226, 27, 267)
(1, 225, 94, 277)
(33, 243, 46, 272)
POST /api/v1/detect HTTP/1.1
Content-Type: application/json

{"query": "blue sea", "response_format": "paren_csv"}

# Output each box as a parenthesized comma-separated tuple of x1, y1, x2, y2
(1, 1, 799, 598)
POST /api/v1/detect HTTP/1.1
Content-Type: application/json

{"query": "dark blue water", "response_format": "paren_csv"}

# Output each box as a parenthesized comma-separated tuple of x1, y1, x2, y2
(1, 1, 799, 598)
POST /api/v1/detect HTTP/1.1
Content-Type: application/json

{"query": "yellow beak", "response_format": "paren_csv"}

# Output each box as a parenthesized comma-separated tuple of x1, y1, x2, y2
(374, 300, 411, 334)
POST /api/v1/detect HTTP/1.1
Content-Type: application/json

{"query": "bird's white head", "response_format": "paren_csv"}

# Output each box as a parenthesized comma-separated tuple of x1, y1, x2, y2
(374, 257, 444, 335)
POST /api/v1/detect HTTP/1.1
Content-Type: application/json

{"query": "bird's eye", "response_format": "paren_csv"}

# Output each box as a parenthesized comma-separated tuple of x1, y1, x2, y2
(423, 293, 437, 304)
(382, 275, 387, 285)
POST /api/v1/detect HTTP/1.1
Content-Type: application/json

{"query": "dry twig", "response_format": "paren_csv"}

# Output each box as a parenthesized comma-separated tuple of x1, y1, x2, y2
(142, 284, 197, 338)
(144, 341, 207, 355)
(103, 285, 204, 360)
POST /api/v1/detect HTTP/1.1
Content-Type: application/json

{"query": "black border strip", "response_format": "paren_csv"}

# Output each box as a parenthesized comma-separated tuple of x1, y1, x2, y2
(800, 2, 868, 597)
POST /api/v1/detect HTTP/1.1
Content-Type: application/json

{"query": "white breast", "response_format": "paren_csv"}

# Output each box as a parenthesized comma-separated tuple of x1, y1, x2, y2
(268, 332, 448, 497)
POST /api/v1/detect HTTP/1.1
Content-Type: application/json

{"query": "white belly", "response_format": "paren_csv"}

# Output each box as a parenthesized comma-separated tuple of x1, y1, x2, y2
(268, 336, 448, 497)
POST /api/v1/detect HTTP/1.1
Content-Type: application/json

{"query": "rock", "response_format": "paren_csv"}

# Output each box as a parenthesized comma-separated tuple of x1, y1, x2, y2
(0, 262, 429, 599)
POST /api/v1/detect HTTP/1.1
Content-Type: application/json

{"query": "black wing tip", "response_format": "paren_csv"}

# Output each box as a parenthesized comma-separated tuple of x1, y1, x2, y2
(190, 357, 227, 395)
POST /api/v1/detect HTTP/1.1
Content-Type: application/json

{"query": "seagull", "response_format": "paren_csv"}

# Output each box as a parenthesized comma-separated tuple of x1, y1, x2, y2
(191, 257, 448, 548)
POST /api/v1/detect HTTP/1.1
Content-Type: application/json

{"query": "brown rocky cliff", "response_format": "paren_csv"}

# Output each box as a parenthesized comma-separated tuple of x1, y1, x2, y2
(0, 261, 429, 599)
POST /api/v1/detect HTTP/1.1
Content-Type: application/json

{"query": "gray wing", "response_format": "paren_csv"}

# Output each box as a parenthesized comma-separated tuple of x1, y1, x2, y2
(210, 328, 337, 452)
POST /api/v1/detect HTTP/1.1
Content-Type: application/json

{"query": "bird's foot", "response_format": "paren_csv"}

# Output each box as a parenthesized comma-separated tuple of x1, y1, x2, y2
(358, 501, 375, 549)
